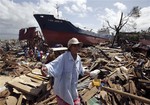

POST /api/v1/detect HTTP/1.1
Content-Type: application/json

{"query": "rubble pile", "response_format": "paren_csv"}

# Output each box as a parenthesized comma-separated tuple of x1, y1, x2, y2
(0, 53, 32, 77)
(78, 45, 150, 105)
(0, 40, 150, 105)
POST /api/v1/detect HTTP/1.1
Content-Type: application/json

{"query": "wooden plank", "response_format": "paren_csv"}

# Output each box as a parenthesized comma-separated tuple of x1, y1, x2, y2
(95, 46, 111, 60)
(6, 96, 17, 105)
(114, 56, 122, 62)
(78, 75, 89, 83)
(47, 100, 57, 105)
(107, 69, 118, 78)
(0, 88, 10, 97)
(26, 73, 46, 81)
(79, 88, 90, 96)
(82, 86, 98, 102)
(103, 66, 114, 71)
(17, 94, 23, 105)
(102, 86, 150, 104)
(19, 75, 43, 87)
(31, 68, 43, 75)
(7, 75, 43, 88)
(138, 79, 150, 84)
(7, 81, 42, 96)
(37, 95, 56, 105)
(129, 80, 136, 94)
(100, 90, 108, 101)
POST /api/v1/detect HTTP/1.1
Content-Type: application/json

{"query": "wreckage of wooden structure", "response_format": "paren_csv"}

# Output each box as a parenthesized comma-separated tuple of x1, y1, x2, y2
(0, 40, 150, 105)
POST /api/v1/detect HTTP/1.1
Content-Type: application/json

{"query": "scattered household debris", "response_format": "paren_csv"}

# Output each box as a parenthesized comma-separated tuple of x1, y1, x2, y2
(0, 39, 150, 105)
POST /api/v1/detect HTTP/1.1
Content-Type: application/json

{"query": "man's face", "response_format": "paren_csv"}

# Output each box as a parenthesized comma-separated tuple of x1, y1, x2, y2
(70, 44, 80, 54)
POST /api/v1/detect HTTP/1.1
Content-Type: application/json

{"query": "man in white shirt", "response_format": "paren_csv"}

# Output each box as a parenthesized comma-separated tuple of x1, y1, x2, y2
(41, 37, 100, 105)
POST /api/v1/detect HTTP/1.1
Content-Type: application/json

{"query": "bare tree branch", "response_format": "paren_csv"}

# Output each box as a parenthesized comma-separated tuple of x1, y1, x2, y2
(106, 20, 115, 30)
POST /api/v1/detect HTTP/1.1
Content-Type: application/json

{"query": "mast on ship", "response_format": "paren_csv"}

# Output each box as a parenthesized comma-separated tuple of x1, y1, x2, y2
(56, 4, 59, 18)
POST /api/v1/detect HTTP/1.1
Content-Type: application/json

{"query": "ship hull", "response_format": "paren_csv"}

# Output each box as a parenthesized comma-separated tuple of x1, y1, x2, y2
(43, 30, 107, 46)
(34, 14, 108, 47)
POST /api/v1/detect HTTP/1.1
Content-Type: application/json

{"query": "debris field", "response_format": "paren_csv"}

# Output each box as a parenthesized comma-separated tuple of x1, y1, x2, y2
(0, 40, 150, 105)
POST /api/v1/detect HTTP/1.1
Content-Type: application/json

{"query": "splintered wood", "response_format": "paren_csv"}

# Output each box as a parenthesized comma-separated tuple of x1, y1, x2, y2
(0, 43, 150, 105)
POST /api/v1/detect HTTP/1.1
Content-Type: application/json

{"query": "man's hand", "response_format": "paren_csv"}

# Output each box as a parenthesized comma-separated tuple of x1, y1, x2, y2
(41, 65, 48, 77)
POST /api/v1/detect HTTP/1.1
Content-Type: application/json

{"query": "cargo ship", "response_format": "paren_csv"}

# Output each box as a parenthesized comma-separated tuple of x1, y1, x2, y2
(33, 14, 109, 47)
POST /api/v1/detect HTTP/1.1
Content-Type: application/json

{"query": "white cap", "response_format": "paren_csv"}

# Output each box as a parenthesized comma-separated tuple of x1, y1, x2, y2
(67, 37, 83, 48)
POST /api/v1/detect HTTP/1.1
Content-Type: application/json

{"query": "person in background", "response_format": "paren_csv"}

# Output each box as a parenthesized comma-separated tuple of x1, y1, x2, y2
(45, 48, 56, 64)
(29, 48, 34, 57)
(36, 48, 41, 61)
(24, 47, 29, 59)
(28, 48, 34, 61)
(5, 42, 10, 51)
(41, 37, 100, 105)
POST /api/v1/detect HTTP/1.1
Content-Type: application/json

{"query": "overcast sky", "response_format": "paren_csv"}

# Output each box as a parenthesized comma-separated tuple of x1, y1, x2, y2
(0, 0, 150, 39)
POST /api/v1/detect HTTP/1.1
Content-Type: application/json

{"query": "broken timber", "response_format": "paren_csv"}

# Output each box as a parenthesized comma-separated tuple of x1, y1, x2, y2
(6, 69, 48, 97)
(102, 86, 150, 104)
